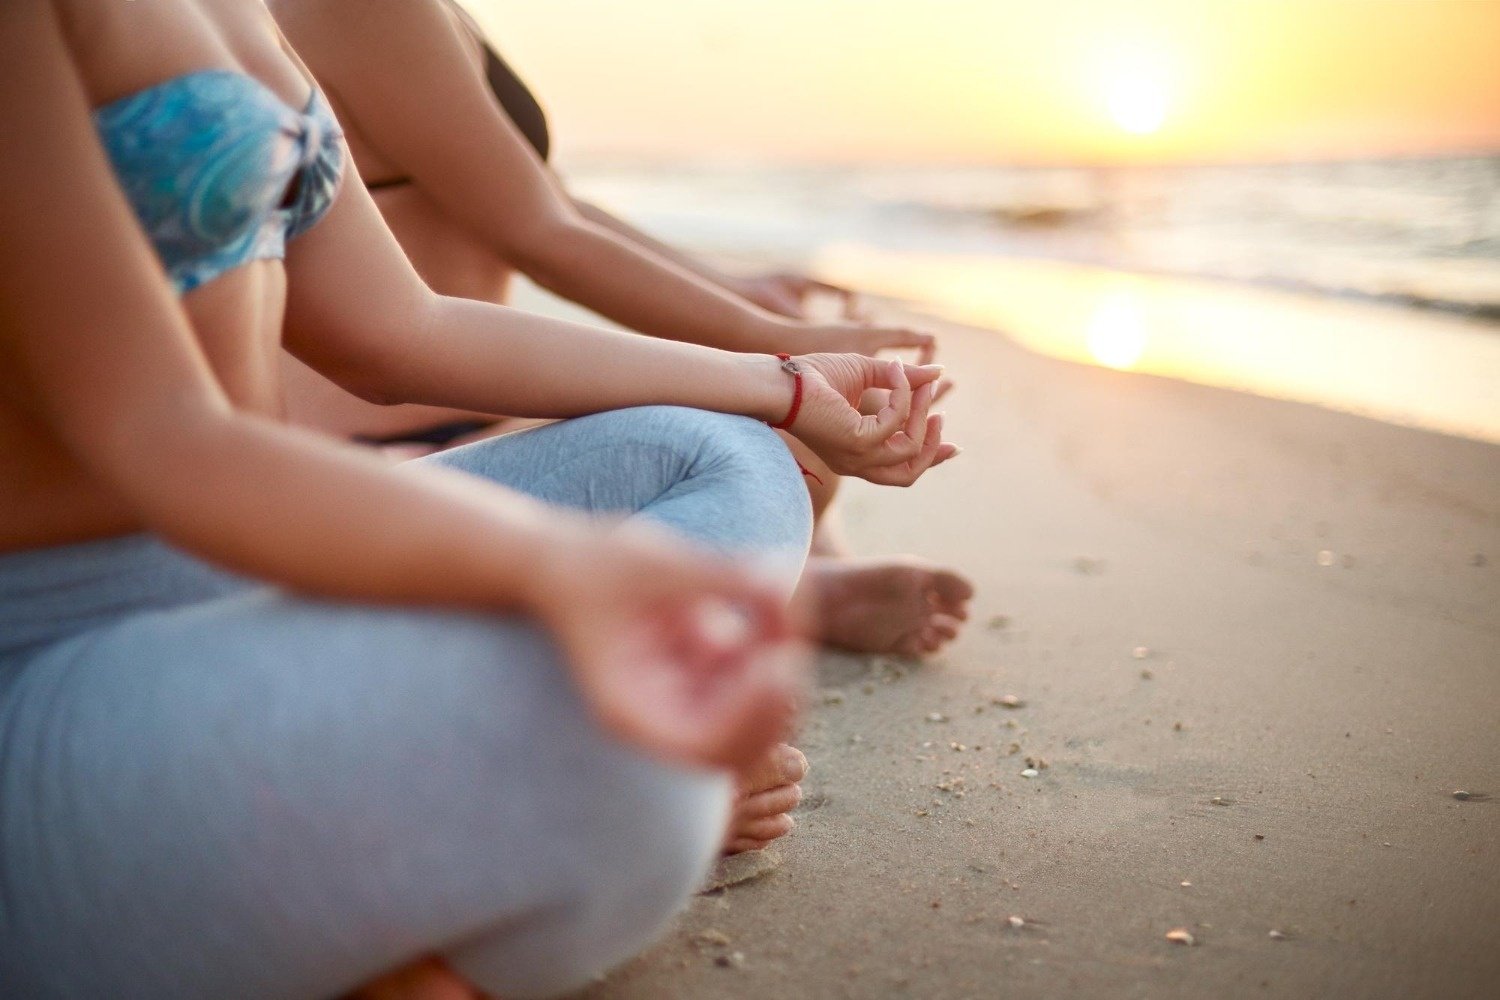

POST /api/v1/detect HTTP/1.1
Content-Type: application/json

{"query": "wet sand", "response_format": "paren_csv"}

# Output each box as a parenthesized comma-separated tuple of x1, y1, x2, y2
(524, 281, 1500, 999)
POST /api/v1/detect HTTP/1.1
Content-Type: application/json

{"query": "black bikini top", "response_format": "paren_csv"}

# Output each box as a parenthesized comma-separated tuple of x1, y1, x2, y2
(483, 44, 549, 161)
(366, 16, 549, 191)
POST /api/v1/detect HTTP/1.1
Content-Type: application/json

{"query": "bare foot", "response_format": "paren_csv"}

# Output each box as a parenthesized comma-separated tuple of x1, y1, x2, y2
(801, 556, 974, 656)
(346, 957, 483, 1000)
(723, 743, 809, 855)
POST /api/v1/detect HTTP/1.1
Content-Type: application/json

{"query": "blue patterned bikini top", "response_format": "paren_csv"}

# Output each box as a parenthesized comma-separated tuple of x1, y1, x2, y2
(94, 69, 345, 296)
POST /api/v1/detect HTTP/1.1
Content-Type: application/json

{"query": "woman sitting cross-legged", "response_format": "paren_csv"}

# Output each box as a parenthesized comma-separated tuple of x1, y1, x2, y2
(0, 2, 955, 999)
(268, 0, 975, 669)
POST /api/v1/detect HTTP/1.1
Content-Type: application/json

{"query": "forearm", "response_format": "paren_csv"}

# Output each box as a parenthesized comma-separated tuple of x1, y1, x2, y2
(574, 198, 745, 291)
(517, 217, 791, 352)
(362, 293, 794, 422)
(126, 404, 577, 613)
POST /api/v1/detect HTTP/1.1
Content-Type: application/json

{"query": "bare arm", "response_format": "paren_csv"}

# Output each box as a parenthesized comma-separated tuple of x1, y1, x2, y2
(570, 197, 742, 288)
(574, 198, 867, 323)
(273, 0, 924, 357)
(273, 0, 795, 352)
(0, 0, 610, 614)
(282, 167, 945, 481)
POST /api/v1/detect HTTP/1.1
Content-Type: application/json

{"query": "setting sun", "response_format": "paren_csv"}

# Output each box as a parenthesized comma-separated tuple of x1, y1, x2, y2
(1105, 73, 1169, 135)
(472, 0, 1500, 164)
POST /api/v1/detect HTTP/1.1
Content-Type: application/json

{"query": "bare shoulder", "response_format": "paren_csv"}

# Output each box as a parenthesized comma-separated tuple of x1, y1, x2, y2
(270, 0, 454, 44)
(270, 0, 481, 89)
(0, 1, 74, 94)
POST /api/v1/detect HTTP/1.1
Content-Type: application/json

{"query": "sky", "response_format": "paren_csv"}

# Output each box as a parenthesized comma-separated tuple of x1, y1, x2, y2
(467, 0, 1500, 165)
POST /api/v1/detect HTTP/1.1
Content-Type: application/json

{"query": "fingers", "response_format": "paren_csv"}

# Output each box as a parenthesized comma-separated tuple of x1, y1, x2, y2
(807, 277, 855, 298)
(869, 374, 938, 470)
(841, 293, 869, 322)
(902, 361, 945, 390)
(864, 327, 937, 362)
(901, 378, 936, 444)
(869, 411, 947, 487)
(863, 359, 912, 443)
(932, 442, 960, 467)
(646, 635, 807, 772)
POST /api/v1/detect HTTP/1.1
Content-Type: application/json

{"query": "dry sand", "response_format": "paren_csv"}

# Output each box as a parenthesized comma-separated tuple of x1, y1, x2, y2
(526, 283, 1500, 999)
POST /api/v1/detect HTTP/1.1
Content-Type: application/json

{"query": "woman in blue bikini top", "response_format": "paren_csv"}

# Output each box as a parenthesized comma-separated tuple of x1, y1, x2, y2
(0, 0, 953, 995)
(95, 68, 345, 295)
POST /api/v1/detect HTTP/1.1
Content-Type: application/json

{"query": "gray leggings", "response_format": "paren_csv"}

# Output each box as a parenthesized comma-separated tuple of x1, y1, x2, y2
(0, 407, 812, 1000)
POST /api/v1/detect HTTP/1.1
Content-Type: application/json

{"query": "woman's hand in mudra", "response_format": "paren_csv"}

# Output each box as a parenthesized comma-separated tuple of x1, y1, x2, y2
(531, 520, 808, 773)
(785, 354, 957, 487)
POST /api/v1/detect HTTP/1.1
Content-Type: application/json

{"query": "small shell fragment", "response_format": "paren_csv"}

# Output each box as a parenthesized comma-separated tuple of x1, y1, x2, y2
(926, 712, 949, 723)
(1268, 930, 1287, 941)
(995, 694, 1025, 709)
(693, 929, 732, 948)
(1317, 550, 1336, 567)
(1165, 928, 1196, 946)
(1007, 915, 1026, 929)
(1210, 796, 1231, 806)
(1021, 768, 1040, 779)
(1132, 646, 1151, 659)
(1453, 790, 1472, 801)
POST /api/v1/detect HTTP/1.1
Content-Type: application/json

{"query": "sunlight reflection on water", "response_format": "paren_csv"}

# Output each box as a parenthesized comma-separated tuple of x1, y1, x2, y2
(1086, 290, 1149, 370)
(818, 246, 1500, 444)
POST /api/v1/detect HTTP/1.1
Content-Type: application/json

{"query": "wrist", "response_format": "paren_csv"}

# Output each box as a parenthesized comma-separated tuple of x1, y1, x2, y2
(738, 352, 799, 426)
(513, 513, 597, 621)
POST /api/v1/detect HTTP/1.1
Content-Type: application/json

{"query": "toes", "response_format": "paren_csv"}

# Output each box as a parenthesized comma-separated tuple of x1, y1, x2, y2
(928, 613, 962, 643)
(929, 569, 975, 614)
(894, 632, 926, 658)
(917, 614, 963, 653)
(735, 782, 803, 822)
(734, 812, 795, 843)
(736, 743, 808, 796)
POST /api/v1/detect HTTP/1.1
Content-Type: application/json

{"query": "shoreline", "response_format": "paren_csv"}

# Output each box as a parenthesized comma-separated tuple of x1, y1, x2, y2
(505, 277, 1500, 1000)
(813, 249, 1500, 446)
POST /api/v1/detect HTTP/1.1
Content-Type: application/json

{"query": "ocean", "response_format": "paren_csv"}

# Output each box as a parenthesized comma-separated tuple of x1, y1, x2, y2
(566, 154, 1500, 320)
(557, 154, 1500, 444)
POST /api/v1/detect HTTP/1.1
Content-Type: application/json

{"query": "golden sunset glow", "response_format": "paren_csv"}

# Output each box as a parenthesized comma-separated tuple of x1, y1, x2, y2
(1099, 48, 1172, 136)
(1086, 292, 1149, 369)
(469, 0, 1500, 164)
(813, 248, 1500, 445)
(1104, 75, 1169, 136)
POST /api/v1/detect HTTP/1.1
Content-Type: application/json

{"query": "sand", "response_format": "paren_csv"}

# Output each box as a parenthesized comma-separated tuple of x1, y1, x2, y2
(515, 280, 1500, 999)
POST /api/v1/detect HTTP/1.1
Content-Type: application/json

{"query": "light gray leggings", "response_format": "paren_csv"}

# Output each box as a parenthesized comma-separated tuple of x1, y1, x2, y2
(0, 407, 812, 1000)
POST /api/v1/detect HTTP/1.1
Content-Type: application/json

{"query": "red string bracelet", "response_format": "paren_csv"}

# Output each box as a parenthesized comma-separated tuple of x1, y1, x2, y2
(767, 354, 824, 484)
(768, 354, 803, 430)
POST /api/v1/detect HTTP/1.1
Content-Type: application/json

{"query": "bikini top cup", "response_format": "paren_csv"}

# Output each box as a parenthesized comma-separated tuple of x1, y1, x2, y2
(94, 70, 345, 296)
(483, 45, 549, 161)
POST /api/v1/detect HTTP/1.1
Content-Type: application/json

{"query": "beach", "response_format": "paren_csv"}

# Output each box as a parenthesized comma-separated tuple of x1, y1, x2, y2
(515, 269, 1500, 998)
